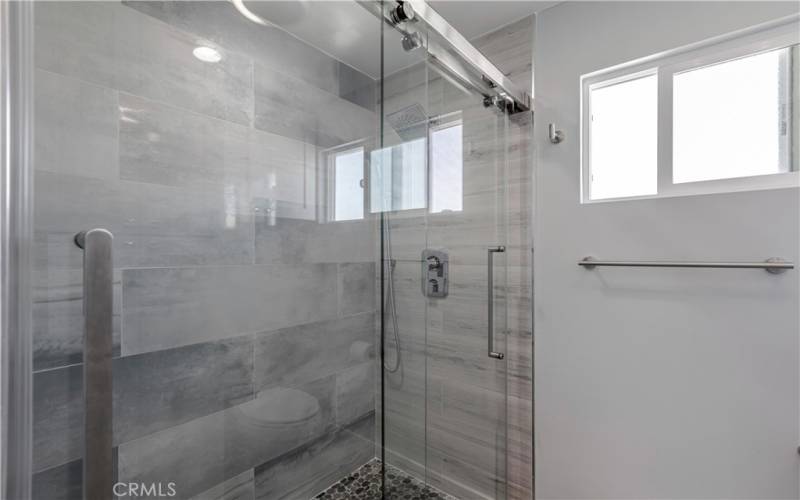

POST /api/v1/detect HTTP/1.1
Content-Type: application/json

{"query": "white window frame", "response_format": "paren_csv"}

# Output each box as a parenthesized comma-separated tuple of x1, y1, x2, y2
(368, 136, 428, 216)
(581, 20, 800, 203)
(323, 142, 369, 222)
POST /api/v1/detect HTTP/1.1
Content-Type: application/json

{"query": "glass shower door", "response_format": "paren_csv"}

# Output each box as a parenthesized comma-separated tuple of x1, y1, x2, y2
(378, 19, 517, 497)
(27, 1, 382, 498)
(422, 59, 511, 499)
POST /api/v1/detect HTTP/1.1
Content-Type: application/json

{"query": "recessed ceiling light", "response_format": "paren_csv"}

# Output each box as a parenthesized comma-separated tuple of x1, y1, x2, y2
(193, 46, 222, 63)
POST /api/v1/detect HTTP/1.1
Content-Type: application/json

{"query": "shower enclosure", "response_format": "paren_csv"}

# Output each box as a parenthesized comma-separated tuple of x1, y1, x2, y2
(1, 1, 533, 498)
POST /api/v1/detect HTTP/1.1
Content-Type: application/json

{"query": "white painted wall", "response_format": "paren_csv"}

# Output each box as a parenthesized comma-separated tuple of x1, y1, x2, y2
(533, 2, 800, 498)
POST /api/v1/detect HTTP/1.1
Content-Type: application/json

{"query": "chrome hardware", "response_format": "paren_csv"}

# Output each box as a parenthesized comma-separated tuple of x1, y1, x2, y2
(401, 32, 423, 52)
(483, 93, 514, 112)
(422, 249, 448, 298)
(549, 123, 564, 144)
(579, 256, 794, 274)
(389, 1, 415, 24)
(487, 246, 505, 360)
(75, 229, 114, 500)
(358, 0, 530, 112)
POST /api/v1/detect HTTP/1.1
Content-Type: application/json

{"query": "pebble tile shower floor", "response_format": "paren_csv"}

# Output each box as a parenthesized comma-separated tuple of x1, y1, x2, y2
(313, 459, 457, 500)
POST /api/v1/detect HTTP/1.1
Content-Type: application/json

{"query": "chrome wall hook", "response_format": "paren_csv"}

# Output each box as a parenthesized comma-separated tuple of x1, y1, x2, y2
(548, 123, 564, 144)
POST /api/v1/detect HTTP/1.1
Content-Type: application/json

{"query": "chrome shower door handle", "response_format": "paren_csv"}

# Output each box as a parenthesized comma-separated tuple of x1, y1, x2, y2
(487, 246, 505, 360)
(74, 229, 114, 500)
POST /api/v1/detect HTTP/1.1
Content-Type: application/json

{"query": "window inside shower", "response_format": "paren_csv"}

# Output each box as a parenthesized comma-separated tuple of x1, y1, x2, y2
(369, 115, 464, 214)
(430, 119, 464, 214)
(330, 146, 366, 221)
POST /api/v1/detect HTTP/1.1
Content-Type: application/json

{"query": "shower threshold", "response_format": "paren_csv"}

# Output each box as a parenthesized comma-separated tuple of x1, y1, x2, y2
(313, 458, 456, 500)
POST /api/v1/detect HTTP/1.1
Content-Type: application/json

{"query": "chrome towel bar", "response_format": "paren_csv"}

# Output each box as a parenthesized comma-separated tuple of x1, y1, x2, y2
(579, 256, 794, 274)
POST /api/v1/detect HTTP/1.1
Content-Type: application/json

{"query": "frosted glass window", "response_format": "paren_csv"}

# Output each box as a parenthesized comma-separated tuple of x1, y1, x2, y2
(589, 73, 658, 200)
(333, 148, 364, 221)
(430, 123, 463, 213)
(673, 48, 791, 183)
(583, 32, 797, 202)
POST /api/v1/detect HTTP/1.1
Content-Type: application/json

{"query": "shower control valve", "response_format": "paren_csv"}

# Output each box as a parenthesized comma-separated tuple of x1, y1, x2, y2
(421, 249, 448, 298)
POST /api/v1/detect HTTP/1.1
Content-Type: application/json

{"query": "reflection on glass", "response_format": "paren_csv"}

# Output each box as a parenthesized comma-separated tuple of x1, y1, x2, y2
(673, 46, 793, 183)
(370, 139, 426, 213)
(192, 45, 222, 63)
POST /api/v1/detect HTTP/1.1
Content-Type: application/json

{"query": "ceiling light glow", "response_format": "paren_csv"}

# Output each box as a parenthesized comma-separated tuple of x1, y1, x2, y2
(231, 0, 271, 26)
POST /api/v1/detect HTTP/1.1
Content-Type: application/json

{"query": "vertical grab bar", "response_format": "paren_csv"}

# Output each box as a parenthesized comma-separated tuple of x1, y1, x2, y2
(487, 246, 505, 360)
(74, 229, 114, 500)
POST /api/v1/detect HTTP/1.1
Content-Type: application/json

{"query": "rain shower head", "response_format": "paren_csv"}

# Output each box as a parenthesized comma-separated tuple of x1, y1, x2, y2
(385, 103, 428, 140)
